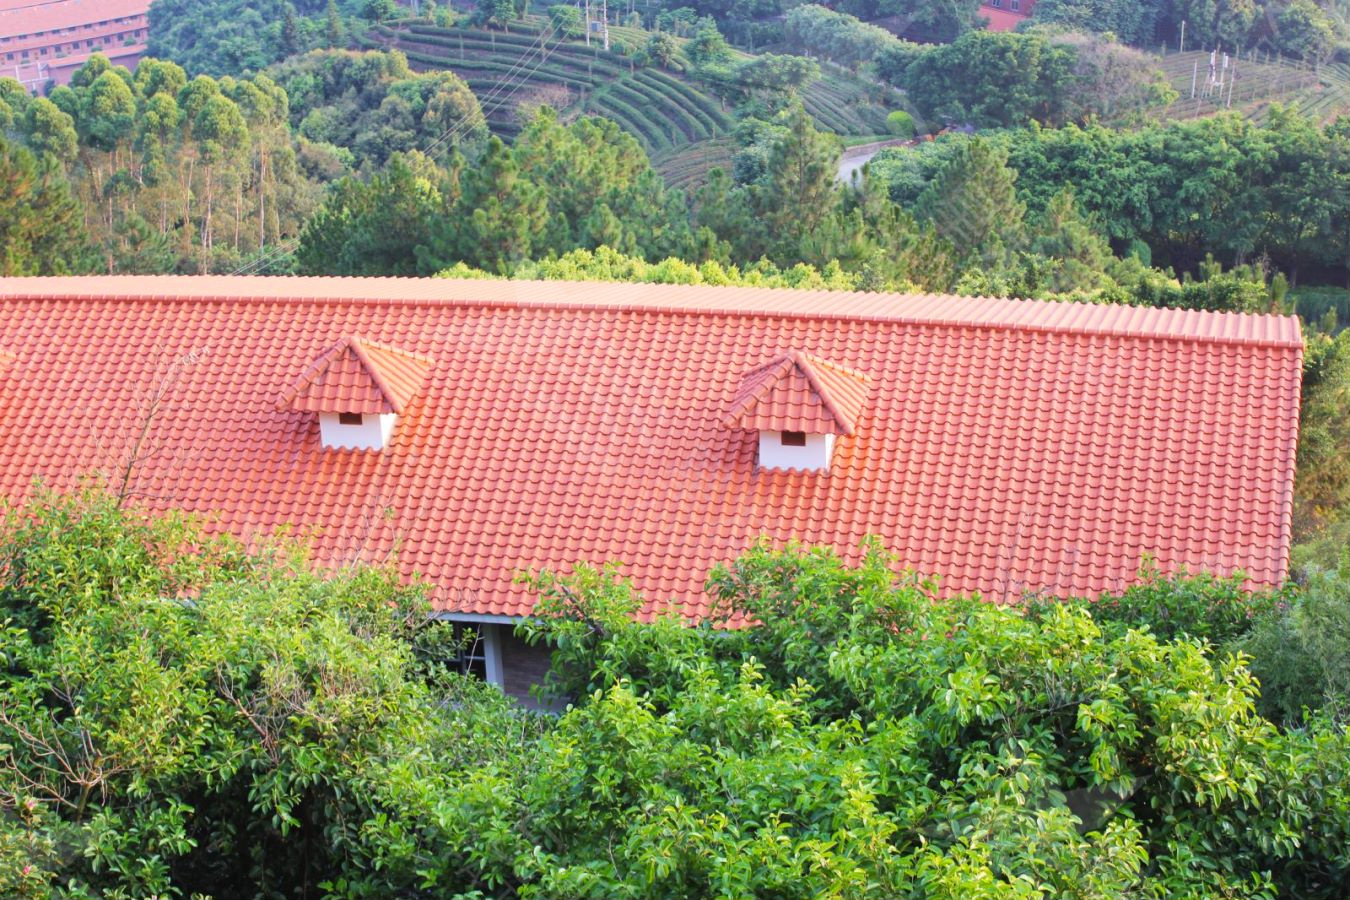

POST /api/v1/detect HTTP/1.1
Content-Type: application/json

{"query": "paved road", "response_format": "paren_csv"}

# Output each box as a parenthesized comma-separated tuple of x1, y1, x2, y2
(836, 137, 915, 185)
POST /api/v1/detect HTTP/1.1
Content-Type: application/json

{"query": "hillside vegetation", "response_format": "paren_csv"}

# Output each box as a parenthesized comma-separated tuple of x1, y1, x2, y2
(1156, 49, 1350, 123)
(1, 495, 1347, 899)
(363, 16, 892, 156)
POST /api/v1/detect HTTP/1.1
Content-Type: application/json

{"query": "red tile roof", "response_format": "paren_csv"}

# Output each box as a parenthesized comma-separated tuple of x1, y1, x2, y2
(725, 350, 870, 436)
(0, 0, 146, 41)
(280, 336, 433, 415)
(979, 4, 1032, 31)
(0, 276, 1303, 618)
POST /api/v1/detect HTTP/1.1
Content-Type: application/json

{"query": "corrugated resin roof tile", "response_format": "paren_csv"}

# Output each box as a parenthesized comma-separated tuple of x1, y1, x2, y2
(0, 275, 1304, 619)
(279, 336, 433, 414)
(725, 350, 870, 435)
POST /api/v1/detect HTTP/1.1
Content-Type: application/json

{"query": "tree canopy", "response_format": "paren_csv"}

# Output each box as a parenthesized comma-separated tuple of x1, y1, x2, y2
(0, 137, 93, 276)
(2, 494, 1346, 898)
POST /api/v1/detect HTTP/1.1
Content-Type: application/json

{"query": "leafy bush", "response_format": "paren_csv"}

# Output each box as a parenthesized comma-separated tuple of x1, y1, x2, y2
(886, 109, 916, 137)
(4, 494, 1349, 898)
(0, 489, 544, 898)
(1241, 565, 1350, 726)
(1034, 564, 1279, 645)
(516, 541, 1350, 898)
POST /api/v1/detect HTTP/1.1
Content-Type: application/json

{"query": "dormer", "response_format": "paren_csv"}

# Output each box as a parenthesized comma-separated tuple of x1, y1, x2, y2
(724, 350, 870, 472)
(278, 337, 433, 451)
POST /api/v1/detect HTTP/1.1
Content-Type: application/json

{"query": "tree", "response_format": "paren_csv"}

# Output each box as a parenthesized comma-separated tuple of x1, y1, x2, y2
(298, 150, 447, 274)
(363, 0, 397, 21)
(878, 0, 984, 43)
(282, 4, 301, 55)
(270, 49, 486, 170)
(642, 32, 682, 70)
(784, 5, 896, 73)
(1273, 0, 1338, 61)
(733, 54, 819, 108)
(21, 98, 78, 166)
(191, 93, 249, 257)
(886, 109, 915, 137)
(750, 105, 842, 260)
(433, 136, 549, 271)
(686, 20, 731, 66)
(1028, 188, 1115, 292)
(548, 3, 583, 37)
(0, 138, 92, 275)
(479, 0, 518, 28)
(1293, 325, 1350, 538)
(915, 137, 1025, 267)
(79, 71, 138, 154)
(510, 542, 1350, 900)
(133, 57, 187, 100)
(0, 489, 539, 899)
(326, 0, 343, 47)
(1184, 0, 1261, 49)
(905, 31, 1079, 128)
(1032, 0, 1164, 46)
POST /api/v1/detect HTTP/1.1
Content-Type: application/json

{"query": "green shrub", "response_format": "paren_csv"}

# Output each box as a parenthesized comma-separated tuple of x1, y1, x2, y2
(886, 109, 915, 137)
(1241, 565, 1350, 726)
(1036, 564, 1278, 646)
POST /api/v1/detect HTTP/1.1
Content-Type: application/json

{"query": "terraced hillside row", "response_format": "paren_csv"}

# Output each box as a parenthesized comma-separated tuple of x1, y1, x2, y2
(365, 21, 733, 150)
(651, 138, 735, 191)
(1153, 49, 1350, 124)
(365, 19, 898, 167)
(801, 72, 894, 136)
(1260, 62, 1350, 124)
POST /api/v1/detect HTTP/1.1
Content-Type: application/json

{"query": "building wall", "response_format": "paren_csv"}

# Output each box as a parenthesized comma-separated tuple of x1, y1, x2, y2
(318, 412, 398, 450)
(0, 0, 148, 89)
(758, 430, 835, 471)
(979, 1, 1035, 31)
(499, 627, 563, 710)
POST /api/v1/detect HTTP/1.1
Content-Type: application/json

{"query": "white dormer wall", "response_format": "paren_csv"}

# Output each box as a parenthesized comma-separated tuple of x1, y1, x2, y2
(319, 412, 398, 450)
(758, 430, 835, 471)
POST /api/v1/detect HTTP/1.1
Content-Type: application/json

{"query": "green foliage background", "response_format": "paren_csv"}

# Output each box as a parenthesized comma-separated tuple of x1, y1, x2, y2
(2, 498, 1346, 898)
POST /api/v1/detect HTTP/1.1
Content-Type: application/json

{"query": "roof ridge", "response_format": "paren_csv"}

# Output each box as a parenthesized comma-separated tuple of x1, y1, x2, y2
(352, 336, 436, 366)
(347, 338, 404, 413)
(0, 277, 1305, 350)
(275, 338, 348, 410)
(724, 354, 796, 425)
(798, 351, 871, 436)
(791, 352, 853, 435)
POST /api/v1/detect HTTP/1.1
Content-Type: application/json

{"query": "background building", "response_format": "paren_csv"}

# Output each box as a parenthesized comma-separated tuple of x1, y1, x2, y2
(0, 0, 148, 92)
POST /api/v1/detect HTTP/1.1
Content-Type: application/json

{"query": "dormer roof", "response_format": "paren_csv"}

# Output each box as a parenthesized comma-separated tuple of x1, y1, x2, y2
(278, 336, 433, 415)
(724, 350, 871, 436)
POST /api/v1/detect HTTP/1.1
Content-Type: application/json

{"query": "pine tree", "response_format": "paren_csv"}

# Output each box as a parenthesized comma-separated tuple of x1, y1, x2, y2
(325, 0, 343, 48)
(282, 6, 300, 56)
(1029, 188, 1114, 293)
(418, 138, 548, 273)
(914, 137, 1025, 270)
(0, 137, 93, 275)
(752, 104, 841, 262)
